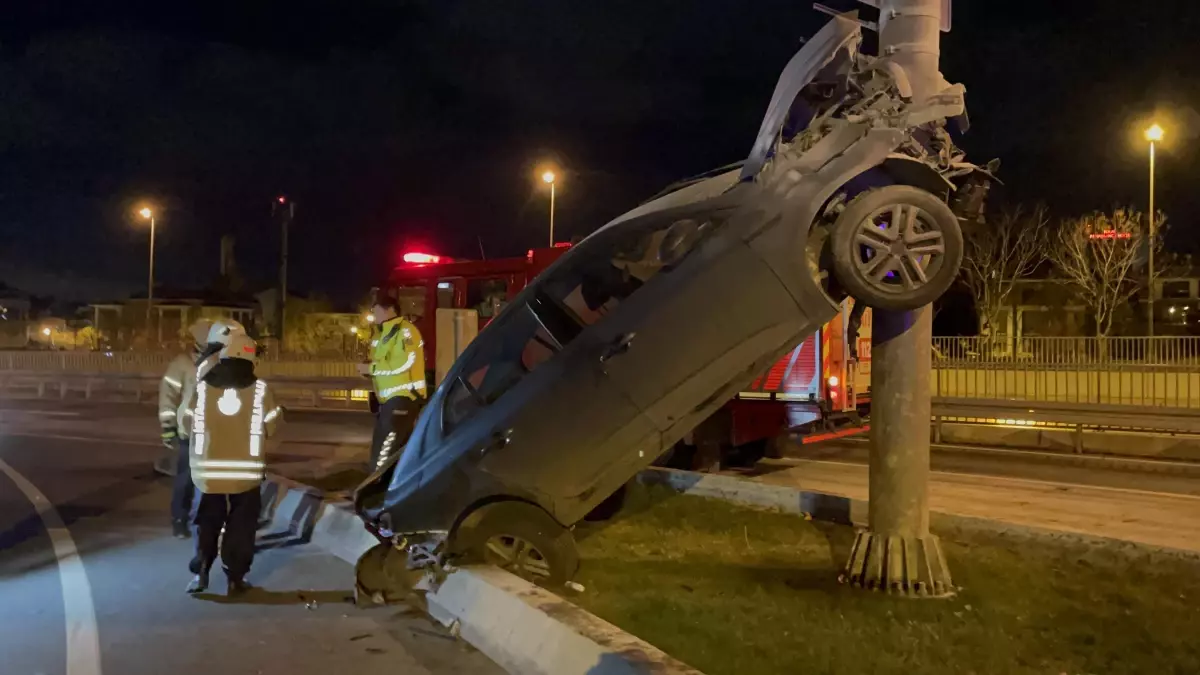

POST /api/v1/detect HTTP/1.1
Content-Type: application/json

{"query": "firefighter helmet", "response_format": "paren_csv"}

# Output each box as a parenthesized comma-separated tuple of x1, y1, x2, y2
(188, 319, 215, 349)
(204, 320, 247, 347)
(219, 333, 258, 364)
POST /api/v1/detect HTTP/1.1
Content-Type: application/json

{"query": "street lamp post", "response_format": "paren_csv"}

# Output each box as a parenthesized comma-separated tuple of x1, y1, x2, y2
(541, 170, 557, 247)
(138, 207, 156, 343)
(1145, 123, 1164, 338)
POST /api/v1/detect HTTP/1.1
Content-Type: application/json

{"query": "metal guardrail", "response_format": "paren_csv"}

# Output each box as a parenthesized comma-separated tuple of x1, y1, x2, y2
(932, 336, 1200, 409)
(0, 371, 372, 411)
(0, 351, 359, 379)
(930, 396, 1200, 451)
(934, 336, 1200, 365)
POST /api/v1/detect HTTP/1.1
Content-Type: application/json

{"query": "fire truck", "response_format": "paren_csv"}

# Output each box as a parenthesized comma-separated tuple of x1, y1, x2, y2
(375, 246, 870, 466)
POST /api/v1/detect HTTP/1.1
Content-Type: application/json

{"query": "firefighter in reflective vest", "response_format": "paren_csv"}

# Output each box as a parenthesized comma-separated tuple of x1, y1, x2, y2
(367, 296, 427, 471)
(158, 319, 214, 538)
(185, 332, 281, 596)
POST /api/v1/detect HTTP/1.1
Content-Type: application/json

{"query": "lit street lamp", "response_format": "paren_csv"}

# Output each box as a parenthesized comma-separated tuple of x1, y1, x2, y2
(1145, 123, 1164, 337)
(137, 206, 157, 342)
(540, 168, 557, 247)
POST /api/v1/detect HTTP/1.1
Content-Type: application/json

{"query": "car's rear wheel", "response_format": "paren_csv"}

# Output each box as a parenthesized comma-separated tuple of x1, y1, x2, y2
(455, 501, 579, 586)
(830, 185, 963, 311)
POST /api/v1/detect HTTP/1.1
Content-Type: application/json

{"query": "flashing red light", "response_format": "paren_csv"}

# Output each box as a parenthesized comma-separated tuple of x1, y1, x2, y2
(277, 196, 287, 204)
(403, 252, 442, 265)
(552, 242, 572, 248)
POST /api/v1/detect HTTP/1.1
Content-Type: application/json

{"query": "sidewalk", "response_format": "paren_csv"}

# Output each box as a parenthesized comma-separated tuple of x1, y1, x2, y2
(740, 458, 1200, 553)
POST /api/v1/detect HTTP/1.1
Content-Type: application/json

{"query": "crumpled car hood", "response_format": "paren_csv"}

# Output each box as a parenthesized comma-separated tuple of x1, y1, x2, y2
(599, 14, 992, 236)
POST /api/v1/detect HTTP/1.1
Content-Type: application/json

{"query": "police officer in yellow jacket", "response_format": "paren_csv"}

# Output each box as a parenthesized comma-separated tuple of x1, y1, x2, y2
(158, 319, 214, 538)
(186, 332, 280, 596)
(367, 296, 427, 471)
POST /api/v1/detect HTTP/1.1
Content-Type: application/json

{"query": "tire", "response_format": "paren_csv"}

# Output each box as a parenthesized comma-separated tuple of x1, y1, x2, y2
(830, 185, 963, 311)
(455, 501, 579, 586)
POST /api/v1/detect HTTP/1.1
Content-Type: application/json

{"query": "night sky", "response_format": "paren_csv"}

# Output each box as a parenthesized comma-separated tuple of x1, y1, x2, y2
(2, 1, 1198, 305)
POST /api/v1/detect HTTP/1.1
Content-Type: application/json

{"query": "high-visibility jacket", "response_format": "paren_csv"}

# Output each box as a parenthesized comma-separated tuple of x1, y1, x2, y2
(190, 377, 280, 494)
(158, 354, 195, 433)
(370, 317, 427, 403)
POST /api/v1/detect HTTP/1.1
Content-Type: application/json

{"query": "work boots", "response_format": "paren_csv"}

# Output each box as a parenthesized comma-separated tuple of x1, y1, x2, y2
(186, 569, 210, 594)
(226, 577, 251, 597)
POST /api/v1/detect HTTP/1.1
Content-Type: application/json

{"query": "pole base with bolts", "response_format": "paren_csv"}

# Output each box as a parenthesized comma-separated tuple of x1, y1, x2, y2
(842, 531, 953, 597)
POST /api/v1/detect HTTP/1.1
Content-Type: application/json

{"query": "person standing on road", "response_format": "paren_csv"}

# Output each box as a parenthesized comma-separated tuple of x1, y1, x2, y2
(159, 319, 214, 538)
(364, 296, 427, 472)
(186, 331, 279, 596)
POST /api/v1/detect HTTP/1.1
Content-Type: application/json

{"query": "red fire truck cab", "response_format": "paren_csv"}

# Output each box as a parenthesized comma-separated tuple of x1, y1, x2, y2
(374, 246, 870, 468)
(378, 245, 572, 385)
(673, 299, 872, 469)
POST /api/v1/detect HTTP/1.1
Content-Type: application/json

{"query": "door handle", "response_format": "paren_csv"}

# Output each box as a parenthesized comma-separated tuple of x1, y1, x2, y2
(599, 332, 636, 364)
(482, 428, 512, 455)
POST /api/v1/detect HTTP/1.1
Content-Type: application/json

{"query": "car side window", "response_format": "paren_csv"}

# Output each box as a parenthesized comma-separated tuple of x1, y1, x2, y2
(545, 218, 712, 327)
(441, 295, 580, 435)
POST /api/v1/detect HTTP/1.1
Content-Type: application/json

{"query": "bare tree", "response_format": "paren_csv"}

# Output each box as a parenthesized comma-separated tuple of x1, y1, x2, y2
(1049, 208, 1161, 337)
(961, 205, 1048, 344)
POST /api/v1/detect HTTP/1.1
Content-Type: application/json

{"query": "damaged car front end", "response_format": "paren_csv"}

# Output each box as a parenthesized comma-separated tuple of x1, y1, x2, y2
(353, 14, 996, 600)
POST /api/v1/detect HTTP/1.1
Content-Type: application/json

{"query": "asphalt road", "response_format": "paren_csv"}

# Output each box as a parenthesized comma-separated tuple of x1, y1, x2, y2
(784, 439, 1200, 495)
(745, 439, 1200, 551)
(0, 402, 502, 675)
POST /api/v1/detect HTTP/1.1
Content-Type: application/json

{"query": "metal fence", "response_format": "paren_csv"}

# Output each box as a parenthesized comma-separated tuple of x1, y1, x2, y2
(0, 350, 359, 379)
(933, 336, 1200, 409)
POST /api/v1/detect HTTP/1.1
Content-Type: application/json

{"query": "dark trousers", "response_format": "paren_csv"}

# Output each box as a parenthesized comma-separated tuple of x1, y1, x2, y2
(368, 396, 423, 470)
(190, 488, 262, 580)
(171, 439, 194, 523)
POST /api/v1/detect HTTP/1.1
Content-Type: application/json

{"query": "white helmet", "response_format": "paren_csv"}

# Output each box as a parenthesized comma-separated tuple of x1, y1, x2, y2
(219, 333, 258, 364)
(204, 320, 247, 347)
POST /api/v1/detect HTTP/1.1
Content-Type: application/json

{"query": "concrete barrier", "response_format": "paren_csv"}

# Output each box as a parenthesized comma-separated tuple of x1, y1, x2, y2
(258, 474, 703, 675)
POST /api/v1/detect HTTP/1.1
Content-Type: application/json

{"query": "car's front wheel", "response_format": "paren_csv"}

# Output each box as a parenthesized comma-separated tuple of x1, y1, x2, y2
(454, 501, 579, 586)
(830, 185, 963, 311)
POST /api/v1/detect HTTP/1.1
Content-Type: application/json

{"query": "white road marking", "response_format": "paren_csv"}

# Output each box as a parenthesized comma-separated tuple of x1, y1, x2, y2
(0, 458, 103, 675)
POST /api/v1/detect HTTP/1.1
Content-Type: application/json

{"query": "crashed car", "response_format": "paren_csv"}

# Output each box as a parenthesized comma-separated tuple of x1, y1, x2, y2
(353, 15, 995, 593)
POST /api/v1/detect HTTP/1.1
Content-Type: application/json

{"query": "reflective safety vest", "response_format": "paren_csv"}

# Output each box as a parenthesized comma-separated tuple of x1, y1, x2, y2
(190, 378, 280, 494)
(371, 317, 427, 403)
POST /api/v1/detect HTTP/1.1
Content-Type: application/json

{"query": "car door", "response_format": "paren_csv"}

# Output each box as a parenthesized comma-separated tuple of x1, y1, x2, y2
(556, 211, 812, 434)
(436, 290, 659, 525)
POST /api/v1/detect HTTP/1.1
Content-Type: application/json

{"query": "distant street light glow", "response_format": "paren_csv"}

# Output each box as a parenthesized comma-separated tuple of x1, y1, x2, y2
(366, 314, 376, 324)
(1145, 124, 1165, 142)
(138, 207, 153, 219)
(541, 170, 556, 184)
(42, 327, 51, 336)
(350, 326, 359, 334)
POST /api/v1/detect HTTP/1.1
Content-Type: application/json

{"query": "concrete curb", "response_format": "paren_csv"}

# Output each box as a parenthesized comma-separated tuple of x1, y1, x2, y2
(257, 473, 704, 675)
(637, 467, 1200, 560)
(637, 466, 868, 526)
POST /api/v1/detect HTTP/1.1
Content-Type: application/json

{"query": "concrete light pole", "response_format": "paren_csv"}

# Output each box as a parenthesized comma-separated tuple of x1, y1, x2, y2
(1145, 123, 1163, 338)
(842, 0, 954, 597)
(274, 196, 295, 352)
(138, 206, 157, 345)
